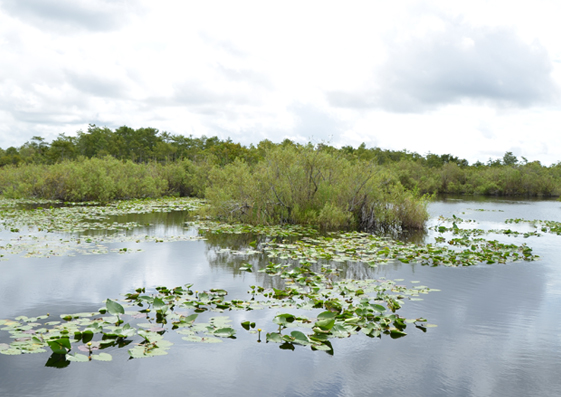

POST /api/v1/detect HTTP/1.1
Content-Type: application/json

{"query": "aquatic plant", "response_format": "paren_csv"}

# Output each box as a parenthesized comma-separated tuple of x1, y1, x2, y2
(0, 262, 437, 363)
(505, 218, 561, 235)
(0, 197, 205, 261)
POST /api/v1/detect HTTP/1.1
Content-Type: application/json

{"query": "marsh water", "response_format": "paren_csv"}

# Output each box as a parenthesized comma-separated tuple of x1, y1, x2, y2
(1, 197, 561, 397)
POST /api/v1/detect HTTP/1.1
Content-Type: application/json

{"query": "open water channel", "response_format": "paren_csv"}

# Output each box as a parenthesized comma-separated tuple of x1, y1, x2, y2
(1, 197, 561, 397)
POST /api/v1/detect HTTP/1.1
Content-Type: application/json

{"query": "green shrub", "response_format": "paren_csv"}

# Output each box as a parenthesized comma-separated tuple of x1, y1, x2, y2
(206, 145, 429, 232)
(0, 157, 201, 202)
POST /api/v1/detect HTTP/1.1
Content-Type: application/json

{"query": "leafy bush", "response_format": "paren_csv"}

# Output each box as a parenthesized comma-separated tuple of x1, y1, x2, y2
(206, 145, 429, 232)
(0, 157, 198, 202)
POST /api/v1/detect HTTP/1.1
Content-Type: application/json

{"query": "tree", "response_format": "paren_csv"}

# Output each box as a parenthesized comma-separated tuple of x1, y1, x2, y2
(47, 134, 77, 162)
(502, 151, 518, 166)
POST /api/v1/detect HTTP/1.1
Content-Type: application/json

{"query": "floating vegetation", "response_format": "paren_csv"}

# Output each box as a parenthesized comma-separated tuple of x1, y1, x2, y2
(262, 232, 536, 267)
(432, 225, 541, 239)
(0, 197, 206, 261)
(0, 198, 541, 266)
(0, 198, 62, 210)
(0, 232, 205, 260)
(0, 197, 205, 234)
(0, 262, 437, 364)
(505, 219, 561, 235)
(190, 221, 319, 237)
(432, 212, 554, 239)
(198, 213, 538, 267)
(435, 214, 478, 224)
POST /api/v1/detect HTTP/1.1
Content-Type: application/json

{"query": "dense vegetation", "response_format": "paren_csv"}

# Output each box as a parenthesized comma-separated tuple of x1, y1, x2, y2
(1, 125, 560, 230)
(206, 145, 428, 231)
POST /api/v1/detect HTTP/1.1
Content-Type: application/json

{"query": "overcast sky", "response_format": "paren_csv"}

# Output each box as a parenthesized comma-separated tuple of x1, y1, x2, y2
(1, 0, 560, 164)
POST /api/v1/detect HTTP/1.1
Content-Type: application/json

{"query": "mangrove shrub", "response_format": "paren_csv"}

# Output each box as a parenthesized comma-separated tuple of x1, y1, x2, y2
(205, 145, 429, 232)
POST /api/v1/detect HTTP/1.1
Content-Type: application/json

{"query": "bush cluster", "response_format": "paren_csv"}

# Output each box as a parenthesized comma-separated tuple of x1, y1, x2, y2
(0, 157, 197, 202)
(205, 145, 428, 232)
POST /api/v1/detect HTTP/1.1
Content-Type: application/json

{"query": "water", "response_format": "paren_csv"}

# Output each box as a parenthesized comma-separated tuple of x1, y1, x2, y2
(1, 198, 561, 396)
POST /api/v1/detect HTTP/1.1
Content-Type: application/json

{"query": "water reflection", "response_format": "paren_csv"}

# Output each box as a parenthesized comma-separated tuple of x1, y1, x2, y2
(81, 210, 192, 237)
(202, 230, 418, 289)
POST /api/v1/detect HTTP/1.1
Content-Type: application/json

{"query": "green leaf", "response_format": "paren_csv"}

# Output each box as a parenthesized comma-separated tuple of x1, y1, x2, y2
(273, 313, 295, 325)
(311, 342, 333, 351)
(106, 299, 125, 316)
(183, 314, 198, 325)
(290, 331, 311, 345)
(266, 332, 283, 343)
(213, 327, 236, 338)
(139, 296, 154, 304)
(92, 352, 113, 361)
(389, 328, 407, 339)
(314, 318, 335, 331)
(317, 311, 336, 320)
(331, 323, 352, 338)
(66, 353, 89, 362)
(153, 297, 166, 311)
(48, 338, 71, 354)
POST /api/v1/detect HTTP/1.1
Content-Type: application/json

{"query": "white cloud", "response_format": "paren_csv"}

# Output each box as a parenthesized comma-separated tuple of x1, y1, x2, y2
(0, 0, 561, 164)
(328, 19, 559, 112)
(0, 0, 144, 33)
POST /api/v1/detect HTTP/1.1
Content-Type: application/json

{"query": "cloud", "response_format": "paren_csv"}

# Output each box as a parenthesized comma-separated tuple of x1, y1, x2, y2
(290, 104, 347, 144)
(157, 65, 273, 112)
(0, 0, 143, 33)
(328, 19, 559, 112)
(169, 81, 251, 110)
(215, 64, 274, 91)
(65, 70, 129, 99)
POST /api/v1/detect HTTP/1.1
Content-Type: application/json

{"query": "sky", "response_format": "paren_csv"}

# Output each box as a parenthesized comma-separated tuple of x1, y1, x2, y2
(1, 0, 560, 164)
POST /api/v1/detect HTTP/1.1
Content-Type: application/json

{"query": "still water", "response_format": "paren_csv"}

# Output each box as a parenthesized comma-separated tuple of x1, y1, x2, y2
(1, 198, 561, 397)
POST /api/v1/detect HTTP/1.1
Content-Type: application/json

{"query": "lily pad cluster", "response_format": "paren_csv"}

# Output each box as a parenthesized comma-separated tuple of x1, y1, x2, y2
(433, 213, 561, 240)
(0, 261, 437, 363)
(432, 225, 541, 238)
(0, 198, 61, 210)
(0, 232, 205, 261)
(261, 232, 536, 267)
(0, 197, 205, 234)
(505, 218, 561, 235)
(0, 197, 206, 261)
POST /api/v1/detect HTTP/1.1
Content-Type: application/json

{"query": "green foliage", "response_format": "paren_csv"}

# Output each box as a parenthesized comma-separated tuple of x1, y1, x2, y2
(1, 128, 560, 202)
(206, 145, 429, 232)
(503, 151, 519, 166)
(0, 157, 203, 202)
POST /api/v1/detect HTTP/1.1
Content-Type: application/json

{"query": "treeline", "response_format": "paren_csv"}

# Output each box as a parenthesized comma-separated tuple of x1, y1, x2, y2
(17, 125, 561, 196)
(0, 124, 478, 168)
(0, 124, 258, 167)
(391, 159, 560, 196)
(0, 124, 560, 206)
